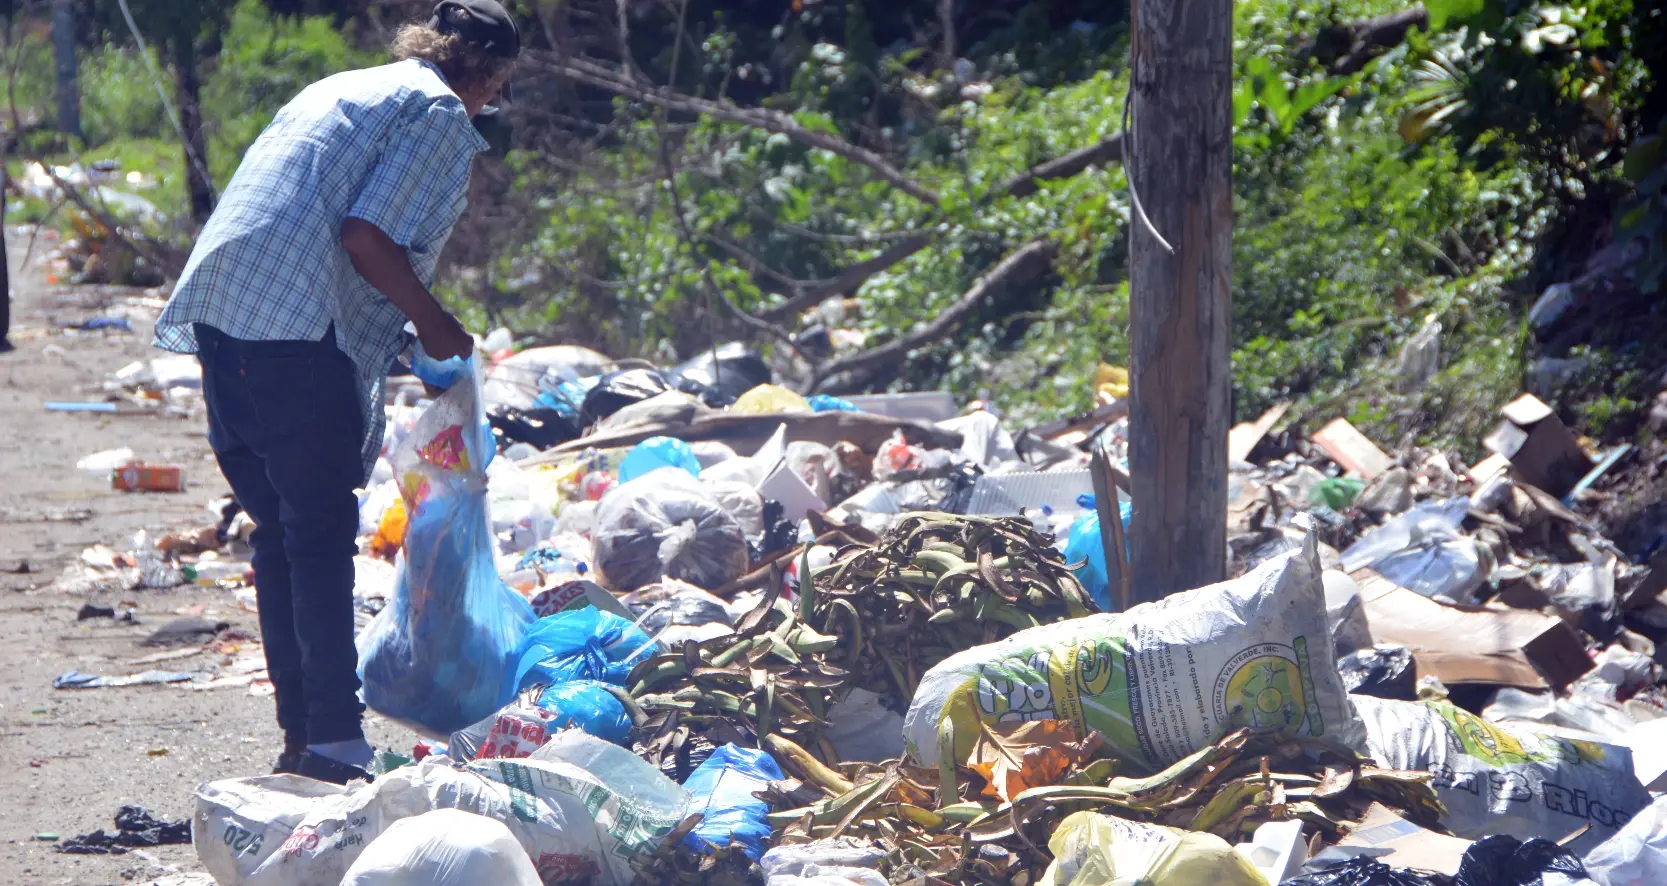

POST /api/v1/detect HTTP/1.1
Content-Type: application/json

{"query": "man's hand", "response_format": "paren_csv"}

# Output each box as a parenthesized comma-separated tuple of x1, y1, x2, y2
(417, 309, 474, 362)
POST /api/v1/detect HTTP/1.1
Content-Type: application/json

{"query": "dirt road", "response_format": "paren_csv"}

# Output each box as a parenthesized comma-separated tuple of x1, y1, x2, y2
(0, 229, 398, 885)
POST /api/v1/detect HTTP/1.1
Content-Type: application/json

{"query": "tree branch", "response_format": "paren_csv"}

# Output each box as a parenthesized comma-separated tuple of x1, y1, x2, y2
(1303, 6, 1429, 76)
(806, 238, 1057, 391)
(528, 51, 941, 205)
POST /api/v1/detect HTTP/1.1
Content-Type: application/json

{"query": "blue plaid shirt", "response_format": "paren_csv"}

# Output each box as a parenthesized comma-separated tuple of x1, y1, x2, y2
(155, 58, 488, 482)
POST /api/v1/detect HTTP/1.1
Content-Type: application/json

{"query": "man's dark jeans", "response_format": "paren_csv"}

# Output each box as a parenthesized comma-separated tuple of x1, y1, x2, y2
(195, 324, 365, 745)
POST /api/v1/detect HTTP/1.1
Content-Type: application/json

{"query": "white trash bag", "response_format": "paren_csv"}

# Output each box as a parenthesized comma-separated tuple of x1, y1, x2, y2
(340, 808, 541, 886)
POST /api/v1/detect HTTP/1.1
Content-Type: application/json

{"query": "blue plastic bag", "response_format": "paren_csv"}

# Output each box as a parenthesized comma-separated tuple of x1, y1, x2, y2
(503, 608, 658, 701)
(680, 744, 784, 861)
(806, 394, 860, 413)
(618, 435, 702, 483)
(536, 680, 632, 743)
(1064, 493, 1133, 613)
(359, 357, 534, 736)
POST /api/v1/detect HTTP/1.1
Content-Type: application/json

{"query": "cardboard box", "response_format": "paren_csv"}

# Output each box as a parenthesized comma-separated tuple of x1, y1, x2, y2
(1310, 418, 1393, 480)
(1483, 394, 1594, 498)
(1354, 568, 1592, 690)
(1316, 803, 1473, 876)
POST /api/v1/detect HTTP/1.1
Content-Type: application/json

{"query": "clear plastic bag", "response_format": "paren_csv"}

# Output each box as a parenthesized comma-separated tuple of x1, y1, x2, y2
(358, 358, 534, 737)
(591, 467, 750, 591)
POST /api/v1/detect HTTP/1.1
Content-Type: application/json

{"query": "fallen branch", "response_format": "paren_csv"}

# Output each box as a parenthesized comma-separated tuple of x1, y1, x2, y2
(757, 132, 1123, 321)
(807, 238, 1058, 390)
(528, 51, 940, 205)
(1304, 6, 1429, 76)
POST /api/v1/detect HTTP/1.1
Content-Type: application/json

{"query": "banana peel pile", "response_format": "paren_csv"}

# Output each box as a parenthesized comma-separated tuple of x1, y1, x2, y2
(624, 513, 1095, 779)
(756, 724, 1446, 886)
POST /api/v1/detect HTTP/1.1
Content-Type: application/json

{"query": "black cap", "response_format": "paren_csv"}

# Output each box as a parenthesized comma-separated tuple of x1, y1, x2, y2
(430, 0, 520, 60)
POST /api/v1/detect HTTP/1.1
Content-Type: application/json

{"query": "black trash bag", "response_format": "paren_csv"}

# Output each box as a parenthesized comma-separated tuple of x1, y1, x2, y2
(936, 461, 985, 515)
(1339, 644, 1418, 700)
(489, 406, 584, 450)
(1284, 857, 1443, 886)
(580, 367, 673, 426)
(670, 342, 771, 406)
(1454, 835, 1594, 886)
(629, 589, 735, 636)
(751, 499, 800, 561)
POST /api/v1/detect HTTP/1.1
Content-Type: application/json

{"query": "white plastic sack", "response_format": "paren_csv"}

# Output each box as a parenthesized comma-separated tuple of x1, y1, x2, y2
(761, 837, 888, 886)
(340, 808, 541, 886)
(704, 479, 765, 535)
(904, 538, 1363, 772)
(195, 736, 689, 886)
(1352, 694, 1651, 852)
(1584, 794, 1667, 886)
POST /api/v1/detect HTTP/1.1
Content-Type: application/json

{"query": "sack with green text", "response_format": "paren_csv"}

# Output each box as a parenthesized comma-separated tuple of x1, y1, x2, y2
(903, 536, 1364, 771)
(1352, 694, 1651, 853)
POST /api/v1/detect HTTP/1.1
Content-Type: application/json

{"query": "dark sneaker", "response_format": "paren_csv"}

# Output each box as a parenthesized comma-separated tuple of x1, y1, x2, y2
(273, 748, 305, 775)
(294, 751, 374, 786)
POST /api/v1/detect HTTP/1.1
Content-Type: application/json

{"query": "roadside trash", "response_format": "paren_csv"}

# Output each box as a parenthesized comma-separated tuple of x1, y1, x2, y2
(1062, 492, 1132, 612)
(617, 435, 702, 483)
(1313, 476, 1367, 510)
(57, 805, 191, 855)
(1234, 819, 1308, 885)
(760, 837, 888, 885)
(591, 467, 749, 591)
(733, 383, 812, 414)
(113, 464, 186, 493)
(1529, 282, 1579, 330)
(581, 367, 673, 426)
(196, 731, 689, 886)
(340, 809, 541, 886)
(503, 607, 657, 700)
(142, 616, 230, 647)
(358, 359, 535, 736)
(1311, 418, 1394, 480)
(1037, 811, 1267, 886)
(807, 394, 859, 412)
(1352, 694, 1651, 850)
(55, 669, 194, 689)
(906, 539, 1359, 770)
(1339, 644, 1418, 699)
(448, 681, 632, 761)
(1582, 794, 1667, 886)
(1285, 856, 1444, 886)
(622, 579, 735, 639)
(1454, 834, 1594, 886)
(1395, 315, 1442, 393)
(680, 743, 784, 861)
(76, 447, 135, 476)
(669, 342, 771, 405)
(1306, 802, 1474, 876)
(1484, 394, 1595, 498)
(1341, 497, 1482, 601)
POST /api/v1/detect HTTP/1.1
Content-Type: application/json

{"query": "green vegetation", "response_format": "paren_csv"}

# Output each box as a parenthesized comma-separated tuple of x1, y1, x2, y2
(4, 0, 1662, 455)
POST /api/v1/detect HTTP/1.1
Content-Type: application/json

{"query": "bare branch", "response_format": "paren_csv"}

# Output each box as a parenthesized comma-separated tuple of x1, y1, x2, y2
(526, 51, 941, 205)
(1302, 6, 1430, 76)
(1000, 133, 1125, 200)
(807, 238, 1057, 391)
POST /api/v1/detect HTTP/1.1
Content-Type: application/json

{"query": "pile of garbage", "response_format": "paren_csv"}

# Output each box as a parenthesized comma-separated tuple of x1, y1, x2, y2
(180, 334, 1667, 886)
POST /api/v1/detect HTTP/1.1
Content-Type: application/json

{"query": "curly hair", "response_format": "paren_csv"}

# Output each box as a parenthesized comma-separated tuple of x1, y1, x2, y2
(390, 23, 515, 96)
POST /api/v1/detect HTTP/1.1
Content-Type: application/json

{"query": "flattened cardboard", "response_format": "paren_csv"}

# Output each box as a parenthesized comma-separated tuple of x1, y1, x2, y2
(1325, 803, 1473, 876)
(1354, 568, 1592, 690)
(1311, 418, 1394, 480)
(1228, 402, 1291, 463)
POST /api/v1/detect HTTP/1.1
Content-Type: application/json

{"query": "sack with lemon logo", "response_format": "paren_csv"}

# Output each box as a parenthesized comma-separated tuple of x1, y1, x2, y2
(903, 537, 1364, 773)
(1353, 694, 1651, 852)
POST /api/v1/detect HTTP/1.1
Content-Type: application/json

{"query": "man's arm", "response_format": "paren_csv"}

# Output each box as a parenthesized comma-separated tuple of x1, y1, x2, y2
(339, 217, 473, 360)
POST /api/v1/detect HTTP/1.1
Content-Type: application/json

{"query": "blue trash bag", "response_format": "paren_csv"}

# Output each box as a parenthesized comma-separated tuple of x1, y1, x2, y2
(806, 394, 860, 413)
(618, 435, 702, 483)
(680, 744, 784, 861)
(359, 357, 534, 736)
(1064, 493, 1133, 613)
(503, 607, 658, 701)
(536, 680, 632, 744)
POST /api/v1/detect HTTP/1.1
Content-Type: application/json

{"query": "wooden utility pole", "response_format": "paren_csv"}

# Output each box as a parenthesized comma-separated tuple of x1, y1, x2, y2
(1126, 0, 1233, 600)
(52, 0, 79, 139)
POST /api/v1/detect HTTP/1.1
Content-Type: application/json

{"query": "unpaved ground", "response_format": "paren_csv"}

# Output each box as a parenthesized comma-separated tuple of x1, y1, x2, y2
(0, 229, 399, 885)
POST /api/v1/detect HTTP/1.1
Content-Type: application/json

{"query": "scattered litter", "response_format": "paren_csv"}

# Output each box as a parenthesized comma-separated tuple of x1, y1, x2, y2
(56, 805, 190, 854)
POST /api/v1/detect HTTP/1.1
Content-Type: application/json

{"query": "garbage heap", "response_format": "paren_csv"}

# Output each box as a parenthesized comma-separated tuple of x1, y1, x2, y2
(191, 337, 1667, 886)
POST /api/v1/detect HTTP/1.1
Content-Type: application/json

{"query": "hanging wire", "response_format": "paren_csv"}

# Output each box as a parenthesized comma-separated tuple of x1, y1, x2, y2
(1122, 0, 1174, 254)
(115, 0, 215, 199)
